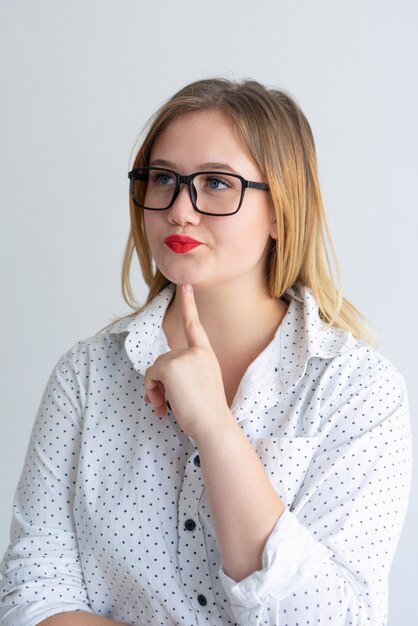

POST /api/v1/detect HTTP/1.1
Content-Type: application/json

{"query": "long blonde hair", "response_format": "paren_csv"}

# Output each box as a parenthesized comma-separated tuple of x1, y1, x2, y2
(99, 78, 377, 347)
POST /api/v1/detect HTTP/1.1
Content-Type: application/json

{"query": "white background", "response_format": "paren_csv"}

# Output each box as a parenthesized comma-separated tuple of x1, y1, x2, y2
(1, 1, 417, 624)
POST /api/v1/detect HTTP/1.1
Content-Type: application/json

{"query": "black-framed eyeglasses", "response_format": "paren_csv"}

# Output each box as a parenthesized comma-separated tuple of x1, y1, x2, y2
(128, 166, 269, 216)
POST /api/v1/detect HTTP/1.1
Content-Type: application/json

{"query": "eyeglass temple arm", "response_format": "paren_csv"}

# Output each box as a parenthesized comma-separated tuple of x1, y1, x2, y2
(128, 171, 149, 181)
(246, 181, 269, 191)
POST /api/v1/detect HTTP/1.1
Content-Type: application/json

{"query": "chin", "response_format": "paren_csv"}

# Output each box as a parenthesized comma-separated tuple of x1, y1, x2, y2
(156, 260, 196, 283)
(159, 268, 198, 286)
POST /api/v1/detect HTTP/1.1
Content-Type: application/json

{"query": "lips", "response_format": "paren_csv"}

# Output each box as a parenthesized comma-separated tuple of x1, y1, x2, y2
(164, 235, 203, 254)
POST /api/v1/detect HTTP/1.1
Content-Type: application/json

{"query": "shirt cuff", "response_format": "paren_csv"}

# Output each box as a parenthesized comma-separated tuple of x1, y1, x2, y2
(219, 508, 331, 609)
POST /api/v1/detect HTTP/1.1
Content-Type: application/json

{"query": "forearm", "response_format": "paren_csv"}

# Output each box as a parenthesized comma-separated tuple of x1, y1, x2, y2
(38, 612, 127, 625)
(194, 414, 286, 582)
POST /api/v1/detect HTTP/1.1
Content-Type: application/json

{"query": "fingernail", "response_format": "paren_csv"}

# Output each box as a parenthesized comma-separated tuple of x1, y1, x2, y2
(183, 284, 192, 292)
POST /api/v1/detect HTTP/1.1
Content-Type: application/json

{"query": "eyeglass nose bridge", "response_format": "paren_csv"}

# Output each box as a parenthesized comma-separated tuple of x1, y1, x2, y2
(171, 173, 198, 210)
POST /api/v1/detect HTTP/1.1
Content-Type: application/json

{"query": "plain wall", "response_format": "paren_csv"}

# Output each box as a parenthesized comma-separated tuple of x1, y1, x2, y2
(1, 1, 417, 624)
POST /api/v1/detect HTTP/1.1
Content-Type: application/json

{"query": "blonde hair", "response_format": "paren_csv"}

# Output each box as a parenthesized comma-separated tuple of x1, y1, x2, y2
(99, 78, 377, 347)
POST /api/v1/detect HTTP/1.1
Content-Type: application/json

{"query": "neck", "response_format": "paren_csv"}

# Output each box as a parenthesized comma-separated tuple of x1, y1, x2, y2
(163, 276, 288, 355)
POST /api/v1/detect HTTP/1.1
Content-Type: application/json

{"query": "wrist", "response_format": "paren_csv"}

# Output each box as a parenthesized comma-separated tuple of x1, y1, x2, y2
(192, 408, 239, 446)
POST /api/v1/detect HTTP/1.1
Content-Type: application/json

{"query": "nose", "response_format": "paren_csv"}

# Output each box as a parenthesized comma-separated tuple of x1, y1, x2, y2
(167, 182, 200, 226)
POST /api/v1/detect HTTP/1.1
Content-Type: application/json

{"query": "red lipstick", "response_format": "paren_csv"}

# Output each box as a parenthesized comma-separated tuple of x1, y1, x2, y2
(164, 235, 203, 254)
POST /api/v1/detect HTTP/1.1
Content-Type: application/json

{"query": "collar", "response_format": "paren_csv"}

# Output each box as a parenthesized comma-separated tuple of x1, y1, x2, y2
(109, 281, 351, 417)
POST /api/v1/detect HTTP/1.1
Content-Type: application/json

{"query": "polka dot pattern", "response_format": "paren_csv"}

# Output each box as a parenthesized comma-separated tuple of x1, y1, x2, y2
(0, 282, 412, 626)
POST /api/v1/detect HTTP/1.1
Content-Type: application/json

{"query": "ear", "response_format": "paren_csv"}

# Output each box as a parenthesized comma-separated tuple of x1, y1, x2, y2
(268, 201, 278, 240)
(269, 217, 278, 240)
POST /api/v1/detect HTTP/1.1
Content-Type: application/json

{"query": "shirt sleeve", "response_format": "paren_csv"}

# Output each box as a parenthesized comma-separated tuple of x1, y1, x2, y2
(219, 361, 412, 626)
(0, 342, 94, 626)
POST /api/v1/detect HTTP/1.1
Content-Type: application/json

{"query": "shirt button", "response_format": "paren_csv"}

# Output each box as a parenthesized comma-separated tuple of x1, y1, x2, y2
(197, 594, 207, 606)
(194, 454, 201, 467)
(184, 519, 196, 531)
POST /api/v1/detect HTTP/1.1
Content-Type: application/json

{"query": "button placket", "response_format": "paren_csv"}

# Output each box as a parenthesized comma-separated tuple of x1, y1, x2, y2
(177, 451, 219, 618)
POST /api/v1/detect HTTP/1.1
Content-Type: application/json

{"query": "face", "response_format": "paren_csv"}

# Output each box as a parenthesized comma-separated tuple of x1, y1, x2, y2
(143, 110, 277, 290)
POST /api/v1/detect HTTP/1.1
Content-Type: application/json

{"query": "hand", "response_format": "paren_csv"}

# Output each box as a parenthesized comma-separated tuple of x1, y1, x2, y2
(143, 284, 233, 439)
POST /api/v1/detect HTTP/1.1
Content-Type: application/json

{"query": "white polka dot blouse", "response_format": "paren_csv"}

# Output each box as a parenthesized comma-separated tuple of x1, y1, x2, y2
(0, 281, 412, 626)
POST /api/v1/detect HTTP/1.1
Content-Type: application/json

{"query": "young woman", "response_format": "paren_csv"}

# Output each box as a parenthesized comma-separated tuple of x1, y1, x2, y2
(0, 78, 412, 626)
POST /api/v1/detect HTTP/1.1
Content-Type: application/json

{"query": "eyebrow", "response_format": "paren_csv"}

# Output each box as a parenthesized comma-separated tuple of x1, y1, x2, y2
(149, 159, 239, 174)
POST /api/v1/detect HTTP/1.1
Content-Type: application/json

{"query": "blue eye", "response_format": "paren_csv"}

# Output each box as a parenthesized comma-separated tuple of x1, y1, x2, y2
(149, 170, 176, 186)
(206, 176, 229, 190)
(158, 174, 174, 185)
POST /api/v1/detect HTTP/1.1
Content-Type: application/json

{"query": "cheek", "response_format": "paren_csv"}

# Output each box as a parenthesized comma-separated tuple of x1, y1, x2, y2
(216, 220, 272, 268)
(143, 212, 160, 245)
(222, 212, 272, 247)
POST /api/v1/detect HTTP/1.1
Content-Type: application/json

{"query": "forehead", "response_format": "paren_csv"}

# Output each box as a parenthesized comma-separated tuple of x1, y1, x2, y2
(149, 110, 260, 176)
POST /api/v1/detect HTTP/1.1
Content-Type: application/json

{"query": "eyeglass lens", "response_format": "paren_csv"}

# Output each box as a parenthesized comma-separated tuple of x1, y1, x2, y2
(133, 168, 242, 215)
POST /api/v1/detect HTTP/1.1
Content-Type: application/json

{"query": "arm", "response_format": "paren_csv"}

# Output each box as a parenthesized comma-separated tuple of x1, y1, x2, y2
(145, 283, 285, 581)
(0, 343, 112, 626)
(194, 417, 286, 582)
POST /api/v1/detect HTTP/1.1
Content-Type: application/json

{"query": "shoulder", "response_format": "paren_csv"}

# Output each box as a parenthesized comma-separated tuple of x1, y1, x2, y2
(52, 317, 134, 383)
(329, 335, 406, 394)
(317, 334, 409, 435)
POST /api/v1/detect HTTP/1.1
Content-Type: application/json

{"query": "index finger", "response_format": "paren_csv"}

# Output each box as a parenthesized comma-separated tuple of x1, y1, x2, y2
(181, 284, 211, 349)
